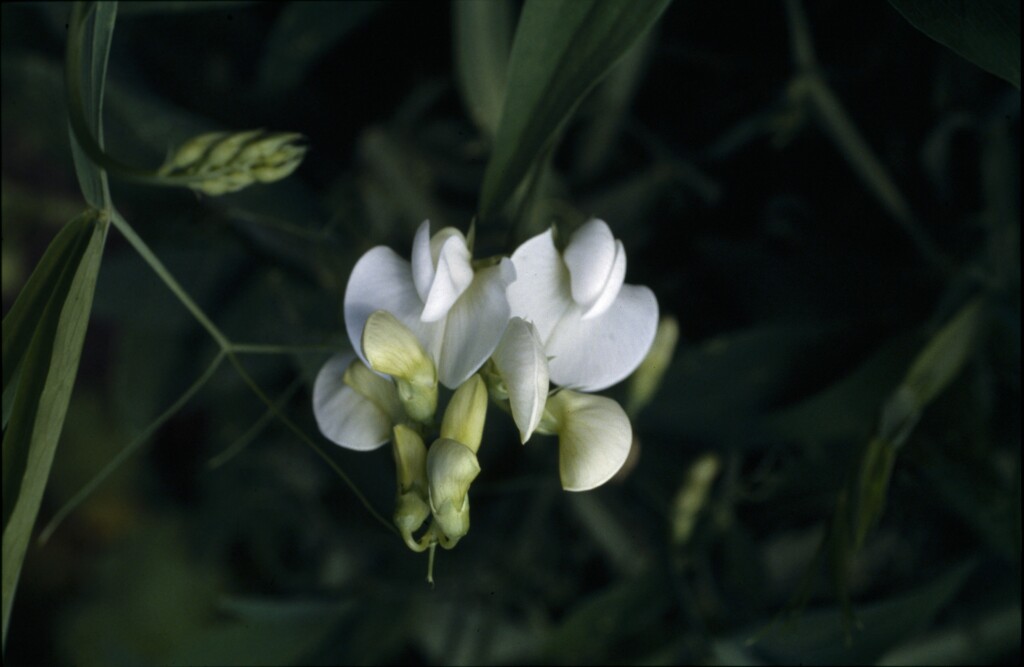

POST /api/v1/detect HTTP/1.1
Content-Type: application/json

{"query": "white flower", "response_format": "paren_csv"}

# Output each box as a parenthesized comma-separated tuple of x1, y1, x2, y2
(344, 220, 515, 389)
(539, 389, 633, 491)
(313, 353, 404, 451)
(506, 219, 658, 392)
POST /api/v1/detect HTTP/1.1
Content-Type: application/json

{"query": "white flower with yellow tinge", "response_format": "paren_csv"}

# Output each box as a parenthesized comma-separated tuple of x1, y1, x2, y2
(311, 216, 669, 566)
(491, 219, 658, 490)
(506, 218, 658, 392)
(345, 220, 515, 390)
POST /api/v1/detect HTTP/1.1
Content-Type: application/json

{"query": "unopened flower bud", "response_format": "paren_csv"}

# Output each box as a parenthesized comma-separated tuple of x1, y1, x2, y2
(362, 310, 438, 423)
(392, 424, 431, 551)
(343, 357, 404, 422)
(440, 375, 488, 454)
(158, 129, 307, 196)
(426, 438, 480, 549)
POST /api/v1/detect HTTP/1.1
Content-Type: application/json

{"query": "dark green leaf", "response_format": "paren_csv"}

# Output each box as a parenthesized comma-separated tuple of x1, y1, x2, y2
(888, 0, 1020, 88)
(453, 0, 514, 139)
(479, 0, 672, 219)
(68, 1, 117, 210)
(2, 211, 106, 648)
(2, 212, 99, 424)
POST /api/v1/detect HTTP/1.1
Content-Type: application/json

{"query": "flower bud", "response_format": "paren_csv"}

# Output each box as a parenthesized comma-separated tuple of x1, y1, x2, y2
(392, 424, 431, 551)
(440, 375, 488, 454)
(342, 357, 404, 422)
(362, 310, 438, 423)
(426, 438, 481, 549)
(158, 129, 307, 196)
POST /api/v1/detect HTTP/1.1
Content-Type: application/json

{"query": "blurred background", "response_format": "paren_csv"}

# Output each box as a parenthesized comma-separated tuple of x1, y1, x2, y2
(2, 1, 1020, 664)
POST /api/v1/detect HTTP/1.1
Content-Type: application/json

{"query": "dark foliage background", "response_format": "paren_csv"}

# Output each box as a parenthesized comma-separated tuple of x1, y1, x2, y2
(2, 1, 1019, 664)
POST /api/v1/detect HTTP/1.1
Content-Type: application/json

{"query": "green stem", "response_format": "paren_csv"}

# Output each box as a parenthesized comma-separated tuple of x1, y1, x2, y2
(226, 353, 398, 536)
(111, 210, 396, 536)
(206, 377, 302, 469)
(110, 211, 231, 349)
(38, 350, 227, 545)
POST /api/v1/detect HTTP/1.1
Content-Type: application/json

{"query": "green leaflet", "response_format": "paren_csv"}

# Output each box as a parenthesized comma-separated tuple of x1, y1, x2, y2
(888, 0, 1020, 89)
(478, 0, 672, 220)
(2, 210, 106, 648)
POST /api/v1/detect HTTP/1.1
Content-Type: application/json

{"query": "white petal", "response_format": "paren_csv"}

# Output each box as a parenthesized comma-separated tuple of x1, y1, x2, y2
(313, 353, 391, 451)
(582, 239, 626, 319)
(436, 259, 515, 388)
(549, 390, 633, 491)
(492, 318, 549, 443)
(507, 228, 573, 342)
(411, 220, 433, 302)
(546, 284, 659, 392)
(420, 233, 474, 323)
(563, 219, 618, 312)
(343, 246, 443, 367)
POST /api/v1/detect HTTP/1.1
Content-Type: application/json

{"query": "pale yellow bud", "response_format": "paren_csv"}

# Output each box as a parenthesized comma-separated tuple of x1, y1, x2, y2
(426, 438, 481, 549)
(362, 310, 437, 423)
(392, 424, 428, 495)
(440, 375, 488, 454)
(392, 424, 431, 551)
(343, 358, 404, 423)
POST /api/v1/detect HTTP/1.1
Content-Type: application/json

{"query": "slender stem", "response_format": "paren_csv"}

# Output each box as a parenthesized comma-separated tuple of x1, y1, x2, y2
(38, 350, 227, 545)
(111, 210, 397, 535)
(206, 377, 303, 469)
(784, 0, 817, 71)
(782, 0, 953, 275)
(226, 353, 399, 536)
(110, 211, 232, 349)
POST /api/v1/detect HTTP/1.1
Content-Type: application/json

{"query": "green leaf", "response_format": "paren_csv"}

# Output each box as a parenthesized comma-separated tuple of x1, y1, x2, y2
(453, 0, 514, 140)
(478, 0, 672, 219)
(68, 1, 117, 210)
(2, 212, 100, 429)
(888, 0, 1020, 88)
(2, 211, 106, 648)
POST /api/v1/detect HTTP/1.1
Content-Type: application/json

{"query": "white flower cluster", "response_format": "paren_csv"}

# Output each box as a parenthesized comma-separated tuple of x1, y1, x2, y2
(313, 219, 659, 551)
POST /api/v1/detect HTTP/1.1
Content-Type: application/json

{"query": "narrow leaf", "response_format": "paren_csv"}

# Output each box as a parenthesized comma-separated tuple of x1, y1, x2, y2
(68, 1, 117, 210)
(479, 0, 672, 219)
(888, 0, 1020, 89)
(2, 212, 106, 648)
(2, 211, 100, 423)
(453, 0, 513, 139)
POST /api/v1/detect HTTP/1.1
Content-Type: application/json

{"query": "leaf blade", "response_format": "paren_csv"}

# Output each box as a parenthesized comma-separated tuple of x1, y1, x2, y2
(478, 0, 672, 219)
(888, 0, 1020, 88)
(2, 211, 106, 648)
